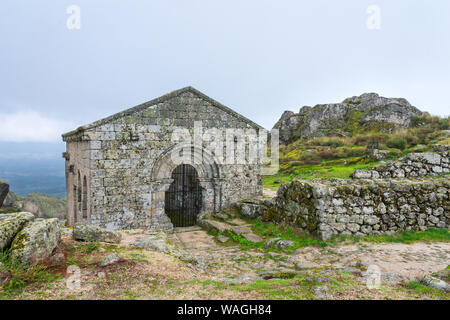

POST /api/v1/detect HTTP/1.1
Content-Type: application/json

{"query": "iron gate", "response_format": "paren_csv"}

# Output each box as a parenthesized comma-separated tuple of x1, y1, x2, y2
(165, 164, 202, 227)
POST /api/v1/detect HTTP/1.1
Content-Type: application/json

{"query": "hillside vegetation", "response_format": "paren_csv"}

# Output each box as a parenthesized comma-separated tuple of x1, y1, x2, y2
(264, 114, 450, 189)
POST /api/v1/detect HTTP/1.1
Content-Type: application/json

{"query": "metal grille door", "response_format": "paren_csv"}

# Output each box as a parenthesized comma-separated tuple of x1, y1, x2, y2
(165, 164, 202, 227)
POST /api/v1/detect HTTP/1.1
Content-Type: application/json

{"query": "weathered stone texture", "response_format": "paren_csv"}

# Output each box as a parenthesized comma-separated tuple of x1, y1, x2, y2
(353, 145, 449, 179)
(273, 92, 422, 144)
(10, 218, 61, 266)
(62, 87, 263, 231)
(73, 223, 122, 243)
(0, 212, 35, 250)
(0, 178, 9, 208)
(263, 177, 449, 240)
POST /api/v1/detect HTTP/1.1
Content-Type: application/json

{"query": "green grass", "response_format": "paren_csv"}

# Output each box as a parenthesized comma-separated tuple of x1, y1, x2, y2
(211, 217, 450, 253)
(251, 220, 329, 251)
(267, 115, 450, 190)
(334, 228, 450, 245)
(0, 249, 61, 297)
(401, 281, 449, 300)
(263, 161, 377, 190)
(196, 274, 318, 299)
(0, 207, 21, 214)
(209, 220, 330, 253)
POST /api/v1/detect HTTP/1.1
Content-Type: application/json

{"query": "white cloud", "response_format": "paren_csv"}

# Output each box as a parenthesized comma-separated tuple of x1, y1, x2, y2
(0, 111, 75, 142)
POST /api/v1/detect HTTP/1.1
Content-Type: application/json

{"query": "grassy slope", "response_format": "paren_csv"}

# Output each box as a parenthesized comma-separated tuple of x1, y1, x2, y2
(264, 114, 450, 189)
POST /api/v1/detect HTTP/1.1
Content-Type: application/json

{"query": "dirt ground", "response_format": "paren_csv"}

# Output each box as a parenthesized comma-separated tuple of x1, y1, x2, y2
(4, 226, 448, 300)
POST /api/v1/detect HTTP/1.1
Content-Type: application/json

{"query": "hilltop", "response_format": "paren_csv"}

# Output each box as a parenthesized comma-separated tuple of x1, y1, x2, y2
(265, 94, 449, 188)
(273, 93, 423, 144)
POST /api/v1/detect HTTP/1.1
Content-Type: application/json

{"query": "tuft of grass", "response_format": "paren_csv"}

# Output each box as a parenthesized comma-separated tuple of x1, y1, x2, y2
(0, 207, 22, 214)
(251, 221, 329, 251)
(231, 274, 317, 299)
(0, 249, 61, 297)
(212, 220, 329, 253)
(344, 228, 450, 244)
(263, 161, 377, 189)
(401, 281, 449, 300)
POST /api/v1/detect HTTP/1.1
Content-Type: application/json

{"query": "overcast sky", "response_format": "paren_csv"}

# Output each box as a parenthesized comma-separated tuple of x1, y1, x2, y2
(1, 0, 449, 148)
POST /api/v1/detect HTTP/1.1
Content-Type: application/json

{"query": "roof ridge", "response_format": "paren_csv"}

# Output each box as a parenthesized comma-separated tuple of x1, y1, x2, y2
(62, 86, 263, 139)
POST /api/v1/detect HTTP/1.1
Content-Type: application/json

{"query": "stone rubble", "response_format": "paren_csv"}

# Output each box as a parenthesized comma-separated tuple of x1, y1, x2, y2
(73, 223, 122, 244)
(353, 145, 449, 179)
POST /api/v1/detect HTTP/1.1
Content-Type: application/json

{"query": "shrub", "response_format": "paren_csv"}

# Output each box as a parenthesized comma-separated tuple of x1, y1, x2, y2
(353, 133, 389, 146)
(386, 137, 407, 150)
(316, 149, 336, 159)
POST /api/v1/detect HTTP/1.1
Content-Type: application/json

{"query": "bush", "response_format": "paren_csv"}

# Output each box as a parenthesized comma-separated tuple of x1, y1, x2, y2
(386, 137, 407, 150)
(0, 249, 60, 296)
(353, 133, 389, 146)
(308, 137, 349, 148)
(316, 149, 336, 159)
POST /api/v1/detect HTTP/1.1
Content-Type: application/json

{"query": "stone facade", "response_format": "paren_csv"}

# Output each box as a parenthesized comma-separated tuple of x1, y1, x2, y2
(353, 145, 449, 179)
(263, 177, 449, 240)
(62, 87, 263, 231)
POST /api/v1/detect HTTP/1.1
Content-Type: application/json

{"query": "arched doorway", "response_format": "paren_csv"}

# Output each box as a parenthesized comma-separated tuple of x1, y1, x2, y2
(165, 164, 203, 227)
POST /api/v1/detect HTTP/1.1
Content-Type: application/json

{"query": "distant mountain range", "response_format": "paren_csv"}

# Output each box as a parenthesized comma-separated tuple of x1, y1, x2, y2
(0, 142, 66, 198)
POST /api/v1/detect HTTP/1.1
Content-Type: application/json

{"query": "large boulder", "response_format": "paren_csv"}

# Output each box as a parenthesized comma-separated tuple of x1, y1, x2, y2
(22, 193, 66, 219)
(0, 212, 35, 250)
(133, 231, 174, 252)
(3, 191, 18, 208)
(10, 218, 61, 266)
(235, 200, 263, 219)
(0, 178, 9, 208)
(421, 274, 450, 292)
(132, 231, 206, 270)
(273, 93, 422, 144)
(73, 223, 122, 244)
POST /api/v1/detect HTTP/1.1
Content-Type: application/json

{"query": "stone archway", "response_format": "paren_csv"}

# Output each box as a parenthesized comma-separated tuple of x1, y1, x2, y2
(149, 144, 222, 231)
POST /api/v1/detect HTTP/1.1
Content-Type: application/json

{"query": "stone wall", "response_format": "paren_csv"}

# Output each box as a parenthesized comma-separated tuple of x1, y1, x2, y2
(63, 87, 263, 230)
(263, 177, 449, 240)
(353, 145, 449, 179)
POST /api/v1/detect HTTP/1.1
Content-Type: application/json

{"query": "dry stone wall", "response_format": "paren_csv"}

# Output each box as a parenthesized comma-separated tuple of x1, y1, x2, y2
(353, 145, 449, 179)
(263, 177, 449, 240)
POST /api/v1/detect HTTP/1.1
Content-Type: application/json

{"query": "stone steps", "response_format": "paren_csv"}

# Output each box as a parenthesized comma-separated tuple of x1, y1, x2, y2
(199, 219, 263, 243)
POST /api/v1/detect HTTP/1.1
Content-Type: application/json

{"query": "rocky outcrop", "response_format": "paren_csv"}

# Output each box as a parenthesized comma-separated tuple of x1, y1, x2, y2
(73, 223, 122, 243)
(234, 199, 269, 219)
(99, 253, 121, 267)
(421, 274, 449, 292)
(264, 238, 295, 249)
(11, 218, 61, 266)
(263, 176, 449, 240)
(353, 145, 449, 179)
(22, 193, 66, 219)
(3, 192, 18, 208)
(0, 212, 62, 266)
(0, 178, 10, 208)
(132, 231, 206, 270)
(234, 199, 273, 219)
(0, 212, 35, 250)
(273, 93, 422, 143)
